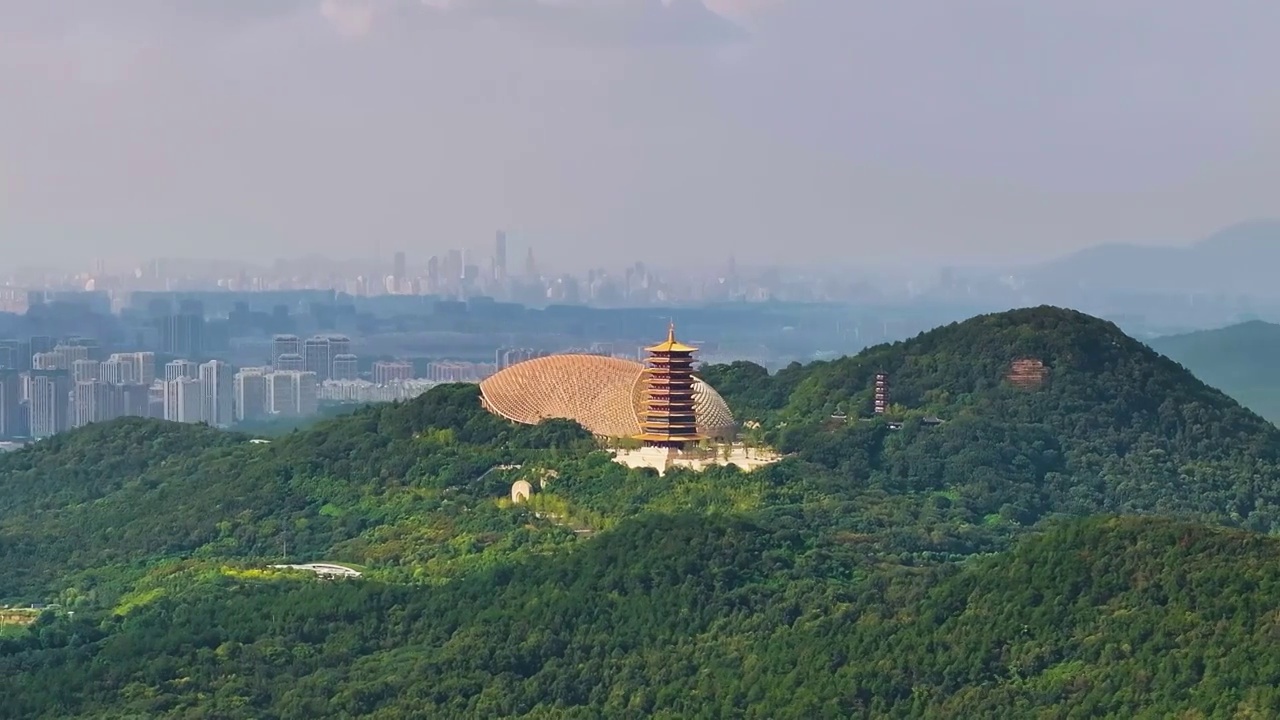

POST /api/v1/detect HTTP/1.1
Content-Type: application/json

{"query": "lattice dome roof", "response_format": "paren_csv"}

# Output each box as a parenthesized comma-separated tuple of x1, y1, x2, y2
(479, 354, 736, 439)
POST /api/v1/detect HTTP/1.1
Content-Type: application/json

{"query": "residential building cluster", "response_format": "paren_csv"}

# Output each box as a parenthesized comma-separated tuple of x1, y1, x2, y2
(0, 328, 455, 440)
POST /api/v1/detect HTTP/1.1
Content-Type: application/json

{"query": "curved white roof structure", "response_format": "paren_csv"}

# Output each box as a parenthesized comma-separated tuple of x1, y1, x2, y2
(479, 354, 736, 440)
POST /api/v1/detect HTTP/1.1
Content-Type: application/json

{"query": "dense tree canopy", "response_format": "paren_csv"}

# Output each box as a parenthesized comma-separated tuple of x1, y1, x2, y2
(4, 306, 1280, 717)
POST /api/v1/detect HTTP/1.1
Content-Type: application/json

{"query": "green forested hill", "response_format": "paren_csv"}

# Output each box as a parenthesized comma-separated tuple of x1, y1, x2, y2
(1148, 320, 1280, 423)
(4, 306, 1280, 717)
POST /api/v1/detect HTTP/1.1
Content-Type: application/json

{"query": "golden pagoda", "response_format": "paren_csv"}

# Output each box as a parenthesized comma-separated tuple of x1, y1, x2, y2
(635, 323, 704, 448)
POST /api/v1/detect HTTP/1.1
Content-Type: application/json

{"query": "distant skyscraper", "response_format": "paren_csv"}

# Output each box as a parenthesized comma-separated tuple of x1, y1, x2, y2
(108, 352, 155, 386)
(28, 336, 54, 356)
(0, 340, 22, 370)
(118, 383, 150, 419)
(165, 359, 198, 382)
(272, 334, 301, 366)
(0, 370, 21, 439)
(73, 380, 103, 428)
(275, 353, 305, 372)
(27, 371, 70, 439)
(302, 335, 349, 381)
(426, 255, 440, 293)
(50, 344, 88, 369)
(266, 372, 295, 416)
(296, 372, 319, 416)
(303, 337, 329, 380)
(198, 360, 234, 428)
(265, 371, 318, 417)
(495, 231, 508, 279)
(393, 251, 407, 292)
(373, 360, 414, 385)
(31, 352, 60, 371)
(164, 377, 202, 423)
(331, 354, 359, 381)
(160, 312, 205, 358)
(446, 249, 463, 283)
(72, 359, 100, 383)
(100, 358, 134, 385)
(328, 335, 351, 359)
(0, 340, 31, 371)
(524, 247, 537, 278)
(234, 368, 269, 422)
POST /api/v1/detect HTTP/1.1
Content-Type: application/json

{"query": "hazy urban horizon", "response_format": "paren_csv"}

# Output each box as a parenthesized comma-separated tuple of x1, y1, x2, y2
(4, 1, 1279, 268)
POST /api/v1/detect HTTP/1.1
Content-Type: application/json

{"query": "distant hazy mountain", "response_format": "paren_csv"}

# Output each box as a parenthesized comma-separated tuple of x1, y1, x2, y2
(1025, 219, 1280, 298)
(1150, 320, 1280, 422)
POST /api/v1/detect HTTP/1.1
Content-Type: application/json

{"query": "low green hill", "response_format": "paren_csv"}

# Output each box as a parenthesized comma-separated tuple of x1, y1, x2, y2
(702, 306, 1280, 531)
(6, 516, 1280, 718)
(1148, 320, 1280, 423)
(5, 306, 1280, 716)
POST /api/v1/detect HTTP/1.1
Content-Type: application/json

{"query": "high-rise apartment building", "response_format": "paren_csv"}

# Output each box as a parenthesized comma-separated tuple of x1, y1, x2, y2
(373, 360, 414, 385)
(119, 383, 151, 419)
(393, 251, 407, 291)
(234, 368, 269, 422)
(331, 354, 359, 381)
(303, 337, 328, 380)
(108, 352, 155, 386)
(161, 311, 205, 358)
(0, 370, 22, 439)
(495, 230, 508, 280)
(328, 335, 351, 359)
(265, 371, 318, 417)
(271, 335, 301, 366)
(28, 336, 54, 356)
(296, 372, 318, 417)
(100, 358, 134, 385)
(0, 340, 30, 371)
(165, 359, 198, 382)
(72, 359, 100, 383)
(275, 353, 305, 372)
(426, 255, 440, 293)
(31, 352, 60, 371)
(303, 335, 349, 381)
(198, 360, 234, 427)
(27, 370, 70, 439)
(73, 380, 104, 428)
(163, 377, 202, 423)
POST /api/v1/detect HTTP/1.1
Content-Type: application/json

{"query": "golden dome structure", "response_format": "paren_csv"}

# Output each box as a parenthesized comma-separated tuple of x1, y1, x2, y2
(479, 353, 736, 440)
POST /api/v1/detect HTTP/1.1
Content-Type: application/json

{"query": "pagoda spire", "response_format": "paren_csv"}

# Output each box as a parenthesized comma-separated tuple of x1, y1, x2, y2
(636, 323, 703, 449)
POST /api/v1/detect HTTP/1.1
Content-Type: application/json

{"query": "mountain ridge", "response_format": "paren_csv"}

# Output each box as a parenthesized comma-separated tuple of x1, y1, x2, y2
(1021, 219, 1280, 297)
(1150, 319, 1280, 423)
(5, 305, 1280, 716)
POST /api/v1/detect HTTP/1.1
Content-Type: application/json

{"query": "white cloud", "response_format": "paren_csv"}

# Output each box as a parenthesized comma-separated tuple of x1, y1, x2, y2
(319, 0, 378, 37)
(308, 0, 748, 43)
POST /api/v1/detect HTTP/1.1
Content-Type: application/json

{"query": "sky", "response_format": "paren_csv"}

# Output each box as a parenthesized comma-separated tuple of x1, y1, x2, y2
(2, 0, 1279, 272)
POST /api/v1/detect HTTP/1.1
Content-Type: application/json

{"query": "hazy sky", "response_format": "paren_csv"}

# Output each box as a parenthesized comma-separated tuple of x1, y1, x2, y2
(2, 1, 1278, 271)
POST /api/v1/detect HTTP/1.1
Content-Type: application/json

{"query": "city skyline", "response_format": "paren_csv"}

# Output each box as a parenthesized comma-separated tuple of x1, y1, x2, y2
(3, 2, 1279, 268)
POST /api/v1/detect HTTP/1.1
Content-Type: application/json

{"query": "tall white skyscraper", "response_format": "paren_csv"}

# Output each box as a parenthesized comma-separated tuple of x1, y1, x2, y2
(271, 335, 301, 366)
(198, 360, 234, 428)
(28, 371, 70, 438)
(51, 344, 89, 369)
(72, 359, 100, 383)
(234, 368, 269, 422)
(100, 358, 135, 385)
(165, 360, 198, 382)
(107, 352, 154, 386)
(275, 353, 305, 372)
(331, 354, 359, 381)
(164, 377, 202, 423)
(265, 371, 318, 417)
(73, 380, 102, 428)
